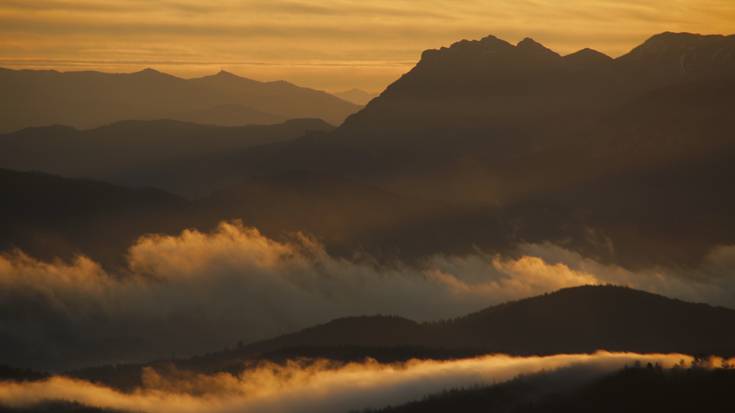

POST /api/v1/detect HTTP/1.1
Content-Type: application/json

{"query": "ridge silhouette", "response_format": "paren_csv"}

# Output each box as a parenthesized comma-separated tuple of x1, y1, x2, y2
(0, 67, 359, 133)
(69, 285, 735, 390)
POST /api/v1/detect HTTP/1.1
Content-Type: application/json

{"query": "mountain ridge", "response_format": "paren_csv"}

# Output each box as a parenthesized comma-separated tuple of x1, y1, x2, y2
(0, 67, 359, 132)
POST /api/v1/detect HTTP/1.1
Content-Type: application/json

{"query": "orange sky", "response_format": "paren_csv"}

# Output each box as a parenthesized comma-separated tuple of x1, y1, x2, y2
(1, 0, 734, 92)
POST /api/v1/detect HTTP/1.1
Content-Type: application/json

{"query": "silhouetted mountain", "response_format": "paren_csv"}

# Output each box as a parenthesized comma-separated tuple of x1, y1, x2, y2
(70, 286, 735, 390)
(236, 286, 735, 358)
(0, 168, 190, 265)
(0, 67, 359, 132)
(618, 32, 735, 84)
(208, 32, 735, 268)
(0, 118, 333, 196)
(333, 88, 378, 105)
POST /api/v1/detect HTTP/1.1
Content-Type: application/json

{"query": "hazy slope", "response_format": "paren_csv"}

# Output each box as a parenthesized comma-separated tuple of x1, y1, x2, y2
(0, 168, 190, 266)
(0, 167, 456, 267)
(0, 68, 359, 132)
(0, 118, 333, 196)
(333, 88, 378, 105)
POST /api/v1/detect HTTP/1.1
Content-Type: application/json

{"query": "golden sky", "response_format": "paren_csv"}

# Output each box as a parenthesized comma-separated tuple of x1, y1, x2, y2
(1, 0, 734, 92)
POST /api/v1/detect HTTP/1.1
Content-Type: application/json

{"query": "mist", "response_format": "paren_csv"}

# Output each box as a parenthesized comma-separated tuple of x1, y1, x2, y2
(0, 352, 703, 413)
(1, 221, 734, 370)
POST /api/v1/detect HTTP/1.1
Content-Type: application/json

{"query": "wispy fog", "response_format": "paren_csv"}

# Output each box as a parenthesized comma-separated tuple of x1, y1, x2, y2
(0, 352, 705, 413)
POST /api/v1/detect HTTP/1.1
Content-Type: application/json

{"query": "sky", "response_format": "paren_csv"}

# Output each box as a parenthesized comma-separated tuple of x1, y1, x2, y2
(1, 0, 734, 93)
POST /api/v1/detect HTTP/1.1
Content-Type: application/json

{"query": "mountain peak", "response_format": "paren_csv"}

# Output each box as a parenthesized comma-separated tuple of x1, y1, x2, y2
(132, 67, 166, 77)
(516, 37, 560, 58)
(440, 35, 513, 53)
(618, 31, 735, 73)
(625, 32, 734, 57)
(479, 34, 514, 50)
(647, 31, 712, 43)
(564, 48, 613, 65)
(215, 69, 238, 78)
(517, 37, 541, 47)
(194, 69, 260, 85)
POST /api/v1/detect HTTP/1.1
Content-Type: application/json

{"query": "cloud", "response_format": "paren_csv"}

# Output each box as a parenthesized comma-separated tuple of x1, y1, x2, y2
(517, 242, 735, 307)
(0, 352, 703, 413)
(2, 221, 735, 371)
(0, 221, 602, 369)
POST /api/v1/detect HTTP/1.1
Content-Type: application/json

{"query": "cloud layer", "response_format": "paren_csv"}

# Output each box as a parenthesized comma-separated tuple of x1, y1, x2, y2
(2, 221, 735, 370)
(1, 0, 734, 90)
(0, 352, 704, 413)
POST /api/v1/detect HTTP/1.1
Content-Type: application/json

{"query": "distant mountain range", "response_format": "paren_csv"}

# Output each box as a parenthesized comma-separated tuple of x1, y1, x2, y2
(70, 285, 735, 390)
(0, 118, 333, 197)
(0, 68, 360, 132)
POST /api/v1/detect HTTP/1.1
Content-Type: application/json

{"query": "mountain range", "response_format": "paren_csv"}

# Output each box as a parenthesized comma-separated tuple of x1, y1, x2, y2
(0, 68, 360, 133)
(2, 33, 734, 270)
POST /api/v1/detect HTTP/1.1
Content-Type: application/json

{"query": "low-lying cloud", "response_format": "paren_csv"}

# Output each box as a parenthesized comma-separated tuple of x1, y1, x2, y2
(0, 352, 706, 413)
(1, 221, 734, 370)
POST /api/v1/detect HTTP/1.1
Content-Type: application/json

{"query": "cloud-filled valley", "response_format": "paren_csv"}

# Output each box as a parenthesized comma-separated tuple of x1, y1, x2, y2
(2, 221, 735, 370)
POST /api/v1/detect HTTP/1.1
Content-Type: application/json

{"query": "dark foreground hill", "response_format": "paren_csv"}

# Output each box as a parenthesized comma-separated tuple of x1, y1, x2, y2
(365, 365, 735, 413)
(0, 67, 359, 132)
(231, 285, 735, 359)
(70, 286, 735, 390)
